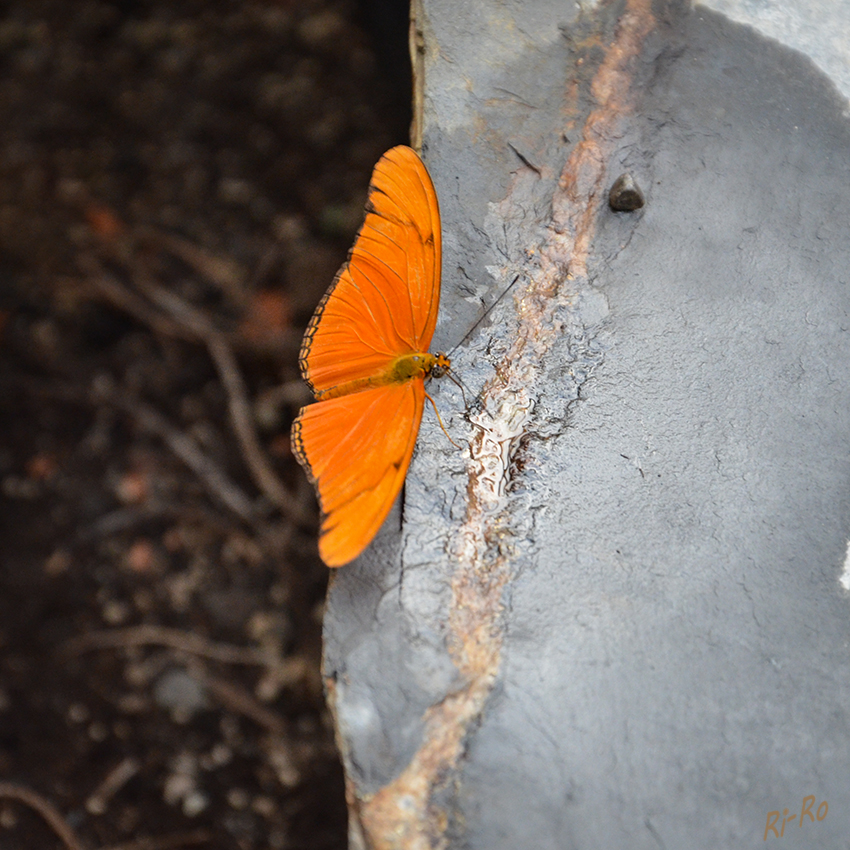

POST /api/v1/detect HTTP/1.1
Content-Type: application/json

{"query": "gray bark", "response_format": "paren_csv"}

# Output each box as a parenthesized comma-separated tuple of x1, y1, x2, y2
(325, 2, 850, 847)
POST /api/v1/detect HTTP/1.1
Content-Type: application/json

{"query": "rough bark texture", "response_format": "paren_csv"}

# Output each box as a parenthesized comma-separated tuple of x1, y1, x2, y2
(325, 1, 850, 847)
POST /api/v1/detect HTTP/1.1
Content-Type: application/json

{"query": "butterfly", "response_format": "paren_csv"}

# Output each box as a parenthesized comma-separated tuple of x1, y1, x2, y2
(291, 146, 449, 567)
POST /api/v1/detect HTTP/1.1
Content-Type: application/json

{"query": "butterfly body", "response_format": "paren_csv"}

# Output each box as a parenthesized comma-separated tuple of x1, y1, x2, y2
(292, 146, 444, 567)
(310, 351, 449, 401)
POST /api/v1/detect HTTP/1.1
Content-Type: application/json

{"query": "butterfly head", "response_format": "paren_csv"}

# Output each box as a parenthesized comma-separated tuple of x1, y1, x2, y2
(431, 352, 451, 379)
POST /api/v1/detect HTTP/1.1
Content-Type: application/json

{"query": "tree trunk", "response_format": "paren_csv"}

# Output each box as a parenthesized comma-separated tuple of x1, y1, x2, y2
(325, 1, 850, 847)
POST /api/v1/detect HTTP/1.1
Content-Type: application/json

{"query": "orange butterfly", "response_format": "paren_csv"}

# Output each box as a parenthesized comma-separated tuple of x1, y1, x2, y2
(291, 146, 449, 567)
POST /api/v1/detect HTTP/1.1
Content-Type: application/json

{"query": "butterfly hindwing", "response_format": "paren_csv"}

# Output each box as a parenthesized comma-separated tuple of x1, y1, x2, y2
(291, 380, 426, 566)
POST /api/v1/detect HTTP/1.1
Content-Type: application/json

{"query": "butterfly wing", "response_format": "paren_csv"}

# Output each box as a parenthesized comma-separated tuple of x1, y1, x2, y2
(291, 379, 426, 566)
(299, 146, 441, 397)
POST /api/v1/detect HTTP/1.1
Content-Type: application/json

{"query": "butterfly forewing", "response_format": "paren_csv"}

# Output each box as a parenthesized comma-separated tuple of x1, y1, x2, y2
(364, 147, 441, 349)
(299, 146, 441, 395)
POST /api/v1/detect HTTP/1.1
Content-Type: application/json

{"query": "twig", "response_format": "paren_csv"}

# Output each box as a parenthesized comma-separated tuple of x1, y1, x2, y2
(77, 505, 176, 541)
(245, 242, 281, 292)
(86, 758, 140, 816)
(102, 829, 213, 850)
(186, 660, 287, 736)
(2, 373, 265, 544)
(60, 624, 274, 666)
(134, 276, 308, 525)
(0, 782, 87, 850)
(75, 255, 190, 341)
(92, 378, 257, 523)
(144, 229, 247, 308)
(60, 626, 290, 736)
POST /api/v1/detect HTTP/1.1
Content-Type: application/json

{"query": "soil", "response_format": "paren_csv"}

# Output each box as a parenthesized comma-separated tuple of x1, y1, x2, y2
(0, 1, 411, 848)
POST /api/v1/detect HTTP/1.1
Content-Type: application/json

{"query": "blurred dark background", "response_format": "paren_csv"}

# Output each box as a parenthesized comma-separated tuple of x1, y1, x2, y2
(0, 1, 411, 848)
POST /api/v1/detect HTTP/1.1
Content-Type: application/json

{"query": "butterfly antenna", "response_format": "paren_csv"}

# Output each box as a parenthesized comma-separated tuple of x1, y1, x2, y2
(425, 390, 460, 448)
(444, 367, 470, 408)
(446, 273, 522, 359)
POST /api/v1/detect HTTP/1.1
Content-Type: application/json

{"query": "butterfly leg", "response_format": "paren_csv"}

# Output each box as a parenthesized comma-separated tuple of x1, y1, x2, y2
(424, 391, 460, 449)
